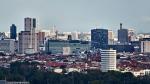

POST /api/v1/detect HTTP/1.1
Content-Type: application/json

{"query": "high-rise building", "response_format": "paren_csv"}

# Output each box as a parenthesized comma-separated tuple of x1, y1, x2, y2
(24, 17, 36, 31)
(91, 29, 108, 49)
(118, 23, 129, 44)
(10, 24, 17, 40)
(19, 17, 38, 54)
(100, 49, 116, 72)
(18, 31, 38, 54)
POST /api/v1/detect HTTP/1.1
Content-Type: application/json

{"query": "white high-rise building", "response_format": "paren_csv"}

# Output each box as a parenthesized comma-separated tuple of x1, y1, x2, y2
(100, 49, 116, 72)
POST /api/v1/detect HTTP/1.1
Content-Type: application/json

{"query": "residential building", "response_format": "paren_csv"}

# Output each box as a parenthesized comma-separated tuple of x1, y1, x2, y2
(100, 49, 116, 72)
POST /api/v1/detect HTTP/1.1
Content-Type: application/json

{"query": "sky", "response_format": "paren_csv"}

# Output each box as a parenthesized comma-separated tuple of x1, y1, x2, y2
(0, 0, 150, 33)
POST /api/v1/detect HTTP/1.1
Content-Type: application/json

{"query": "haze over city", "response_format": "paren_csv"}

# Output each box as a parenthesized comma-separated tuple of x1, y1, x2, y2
(1, 0, 150, 32)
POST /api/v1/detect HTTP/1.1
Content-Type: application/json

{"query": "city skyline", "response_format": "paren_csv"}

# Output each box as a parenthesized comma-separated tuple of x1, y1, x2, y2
(1, 0, 150, 33)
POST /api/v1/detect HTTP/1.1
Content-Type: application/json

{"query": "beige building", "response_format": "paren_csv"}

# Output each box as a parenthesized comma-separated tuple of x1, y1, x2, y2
(141, 40, 150, 53)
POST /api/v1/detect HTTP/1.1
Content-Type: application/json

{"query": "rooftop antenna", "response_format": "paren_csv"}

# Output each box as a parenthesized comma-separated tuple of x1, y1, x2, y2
(120, 23, 123, 29)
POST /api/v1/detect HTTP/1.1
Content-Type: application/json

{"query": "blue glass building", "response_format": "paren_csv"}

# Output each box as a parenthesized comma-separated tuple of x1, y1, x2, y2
(10, 24, 17, 40)
(91, 29, 108, 49)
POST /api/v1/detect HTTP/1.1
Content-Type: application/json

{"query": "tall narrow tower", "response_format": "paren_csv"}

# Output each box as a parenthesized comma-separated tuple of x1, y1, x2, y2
(10, 24, 17, 40)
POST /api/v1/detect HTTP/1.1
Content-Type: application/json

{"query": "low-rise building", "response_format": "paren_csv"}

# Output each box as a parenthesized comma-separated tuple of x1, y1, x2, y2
(45, 40, 90, 55)
(0, 39, 15, 54)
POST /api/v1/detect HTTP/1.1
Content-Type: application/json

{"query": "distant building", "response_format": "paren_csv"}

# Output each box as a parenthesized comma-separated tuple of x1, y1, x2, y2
(18, 31, 38, 54)
(107, 44, 135, 53)
(71, 31, 79, 40)
(91, 29, 108, 49)
(78, 32, 91, 41)
(0, 32, 7, 40)
(24, 17, 36, 31)
(45, 40, 90, 55)
(100, 49, 116, 72)
(118, 23, 129, 44)
(108, 30, 114, 45)
(141, 38, 150, 53)
(0, 80, 29, 84)
(18, 17, 38, 54)
(0, 39, 15, 54)
(37, 31, 45, 46)
(10, 24, 17, 40)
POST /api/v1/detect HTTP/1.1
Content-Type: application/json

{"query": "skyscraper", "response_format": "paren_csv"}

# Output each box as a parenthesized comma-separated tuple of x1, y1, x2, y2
(100, 49, 116, 72)
(10, 24, 17, 40)
(24, 17, 36, 31)
(118, 23, 129, 44)
(91, 29, 108, 49)
(19, 17, 38, 54)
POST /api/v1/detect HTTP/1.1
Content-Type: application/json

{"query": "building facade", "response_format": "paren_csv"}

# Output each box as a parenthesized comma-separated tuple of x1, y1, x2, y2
(18, 31, 38, 54)
(141, 38, 150, 53)
(10, 24, 17, 40)
(100, 49, 116, 72)
(24, 17, 36, 31)
(0, 39, 15, 54)
(45, 40, 90, 55)
(91, 29, 108, 49)
(118, 23, 129, 44)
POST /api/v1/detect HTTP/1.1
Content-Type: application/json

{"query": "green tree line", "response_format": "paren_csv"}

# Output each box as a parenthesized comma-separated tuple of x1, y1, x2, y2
(0, 61, 150, 84)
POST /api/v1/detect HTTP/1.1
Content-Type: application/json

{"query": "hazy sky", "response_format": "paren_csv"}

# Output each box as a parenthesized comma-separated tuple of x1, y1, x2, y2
(0, 0, 150, 33)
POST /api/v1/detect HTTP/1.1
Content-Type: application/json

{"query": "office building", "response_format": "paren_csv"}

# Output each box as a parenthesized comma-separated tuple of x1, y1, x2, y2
(91, 29, 108, 49)
(18, 31, 38, 54)
(0, 39, 15, 54)
(10, 24, 17, 40)
(45, 40, 90, 55)
(100, 49, 116, 72)
(118, 23, 129, 44)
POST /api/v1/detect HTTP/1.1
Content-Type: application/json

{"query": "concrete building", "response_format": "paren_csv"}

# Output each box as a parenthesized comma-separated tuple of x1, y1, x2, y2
(37, 31, 45, 46)
(45, 40, 90, 55)
(18, 31, 38, 54)
(141, 38, 150, 53)
(0, 39, 15, 54)
(108, 30, 114, 45)
(100, 49, 116, 72)
(24, 17, 36, 31)
(91, 29, 108, 49)
(18, 17, 38, 54)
